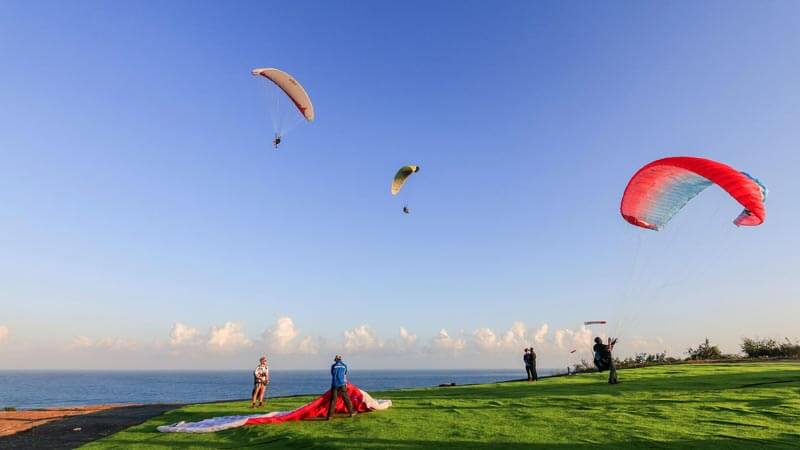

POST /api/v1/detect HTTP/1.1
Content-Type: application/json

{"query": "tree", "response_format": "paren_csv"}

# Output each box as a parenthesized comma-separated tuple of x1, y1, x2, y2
(742, 337, 800, 358)
(687, 338, 723, 360)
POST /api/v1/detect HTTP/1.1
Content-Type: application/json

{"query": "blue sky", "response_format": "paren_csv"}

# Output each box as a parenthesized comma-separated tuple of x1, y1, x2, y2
(1, 1, 798, 369)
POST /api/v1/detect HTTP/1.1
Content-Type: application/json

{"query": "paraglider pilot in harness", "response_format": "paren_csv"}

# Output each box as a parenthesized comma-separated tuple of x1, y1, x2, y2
(593, 337, 618, 384)
(273, 133, 281, 149)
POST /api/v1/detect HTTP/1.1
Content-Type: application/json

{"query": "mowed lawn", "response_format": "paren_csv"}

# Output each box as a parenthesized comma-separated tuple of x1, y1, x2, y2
(83, 363, 800, 449)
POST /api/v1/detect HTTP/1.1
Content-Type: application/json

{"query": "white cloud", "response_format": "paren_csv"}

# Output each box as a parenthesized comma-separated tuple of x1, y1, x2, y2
(533, 323, 549, 344)
(0, 325, 8, 345)
(297, 335, 321, 354)
(473, 327, 499, 351)
(95, 337, 137, 352)
(207, 322, 252, 353)
(261, 316, 319, 355)
(67, 335, 94, 350)
(627, 336, 670, 354)
(471, 322, 548, 353)
(65, 335, 137, 352)
(262, 317, 300, 354)
(170, 322, 201, 347)
(553, 326, 593, 351)
(339, 326, 418, 355)
(428, 329, 466, 354)
(398, 327, 417, 350)
(343, 325, 382, 353)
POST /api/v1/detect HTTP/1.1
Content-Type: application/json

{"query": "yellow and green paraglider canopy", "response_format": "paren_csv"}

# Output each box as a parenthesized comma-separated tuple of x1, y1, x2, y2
(391, 165, 419, 195)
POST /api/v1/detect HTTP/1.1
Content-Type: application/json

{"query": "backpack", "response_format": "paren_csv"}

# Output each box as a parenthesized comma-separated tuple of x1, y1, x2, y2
(594, 352, 611, 372)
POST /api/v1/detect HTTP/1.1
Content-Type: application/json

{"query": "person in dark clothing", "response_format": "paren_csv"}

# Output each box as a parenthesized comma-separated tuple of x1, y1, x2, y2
(326, 355, 356, 419)
(523, 348, 532, 380)
(593, 337, 618, 384)
(523, 348, 538, 381)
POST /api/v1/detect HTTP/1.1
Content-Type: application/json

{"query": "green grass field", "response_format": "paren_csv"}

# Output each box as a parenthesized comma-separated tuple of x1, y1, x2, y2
(83, 363, 800, 449)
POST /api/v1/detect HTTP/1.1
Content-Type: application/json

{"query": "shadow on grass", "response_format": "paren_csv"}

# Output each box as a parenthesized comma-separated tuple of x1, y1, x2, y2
(381, 369, 800, 403)
(0, 404, 180, 450)
(85, 363, 800, 449)
(84, 434, 800, 449)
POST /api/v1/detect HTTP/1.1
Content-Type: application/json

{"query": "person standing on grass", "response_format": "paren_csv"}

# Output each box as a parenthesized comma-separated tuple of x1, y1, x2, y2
(593, 337, 618, 384)
(529, 347, 539, 381)
(326, 355, 356, 419)
(251, 356, 270, 408)
(523, 348, 534, 381)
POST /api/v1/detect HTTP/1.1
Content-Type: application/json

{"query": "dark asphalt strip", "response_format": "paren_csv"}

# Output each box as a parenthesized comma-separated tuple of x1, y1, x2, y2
(0, 404, 182, 450)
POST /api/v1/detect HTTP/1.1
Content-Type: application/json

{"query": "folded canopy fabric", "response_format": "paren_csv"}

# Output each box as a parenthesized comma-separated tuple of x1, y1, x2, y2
(157, 384, 391, 433)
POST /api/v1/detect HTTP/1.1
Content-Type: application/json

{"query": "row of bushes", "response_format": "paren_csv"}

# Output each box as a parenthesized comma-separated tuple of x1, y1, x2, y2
(740, 337, 800, 358)
(571, 336, 799, 372)
(687, 336, 800, 360)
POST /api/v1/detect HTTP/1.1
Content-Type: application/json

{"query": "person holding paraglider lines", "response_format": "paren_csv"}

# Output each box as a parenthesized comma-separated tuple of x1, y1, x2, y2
(593, 337, 618, 384)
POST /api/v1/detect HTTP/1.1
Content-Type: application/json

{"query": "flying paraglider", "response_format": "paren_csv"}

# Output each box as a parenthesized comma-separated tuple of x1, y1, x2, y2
(391, 165, 420, 195)
(620, 157, 767, 230)
(392, 165, 420, 214)
(251, 68, 315, 149)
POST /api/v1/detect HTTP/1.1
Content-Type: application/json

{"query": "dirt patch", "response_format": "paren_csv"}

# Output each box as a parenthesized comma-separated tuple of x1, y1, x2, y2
(0, 404, 181, 449)
(0, 405, 127, 437)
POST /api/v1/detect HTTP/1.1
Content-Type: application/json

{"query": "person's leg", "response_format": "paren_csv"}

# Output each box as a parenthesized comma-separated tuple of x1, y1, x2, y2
(525, 366, 532, 381)
(340, 386, 355, 415)
(256, 384, 265, 406)
(608, 361, 618, 384)
(327, 387, 339, 418)
(261, 383, 270, 404)
(533, 364, 538, 381)
(251, 384, 259, 407)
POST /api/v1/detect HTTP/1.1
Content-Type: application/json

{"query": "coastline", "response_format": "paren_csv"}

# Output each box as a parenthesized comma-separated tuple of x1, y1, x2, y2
(0, 370, 549, 441)
(2, 362, 796, 448)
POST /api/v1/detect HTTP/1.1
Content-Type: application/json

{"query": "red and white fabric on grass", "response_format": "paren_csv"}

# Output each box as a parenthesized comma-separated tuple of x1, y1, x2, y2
(157, 384, 391, 433)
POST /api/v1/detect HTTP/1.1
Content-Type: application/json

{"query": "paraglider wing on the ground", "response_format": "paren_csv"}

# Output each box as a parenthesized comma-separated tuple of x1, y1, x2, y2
(251, 68, 315, 121)
(157, 384, 390, 433)
(620, 157, 767, 231)
(391, 165, 419, 195)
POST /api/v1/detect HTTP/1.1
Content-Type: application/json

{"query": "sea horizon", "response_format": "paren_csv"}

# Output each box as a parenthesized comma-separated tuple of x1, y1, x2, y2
(0, 368, 561, 409)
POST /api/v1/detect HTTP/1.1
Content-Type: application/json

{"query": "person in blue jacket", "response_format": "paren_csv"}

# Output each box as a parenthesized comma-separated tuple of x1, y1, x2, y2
(326, 355, 356, 419)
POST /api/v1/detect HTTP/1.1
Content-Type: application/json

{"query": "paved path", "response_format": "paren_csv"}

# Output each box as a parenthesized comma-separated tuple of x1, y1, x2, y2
(0, 404, 181, 449)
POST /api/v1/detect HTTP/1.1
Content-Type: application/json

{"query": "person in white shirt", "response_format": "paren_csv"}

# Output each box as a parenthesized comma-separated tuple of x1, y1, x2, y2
(251, 356, 270, 408)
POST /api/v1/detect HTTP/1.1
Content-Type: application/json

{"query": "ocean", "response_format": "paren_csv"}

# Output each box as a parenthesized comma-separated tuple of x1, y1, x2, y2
(0, 369, 560, 409)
